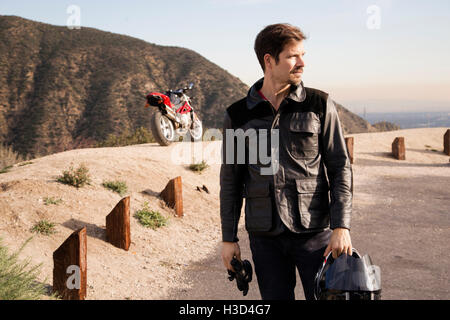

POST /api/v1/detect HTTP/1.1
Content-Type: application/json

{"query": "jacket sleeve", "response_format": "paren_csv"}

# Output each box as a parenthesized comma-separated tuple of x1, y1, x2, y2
(321, 97, 353, 230)
(220, 111, 245, 242)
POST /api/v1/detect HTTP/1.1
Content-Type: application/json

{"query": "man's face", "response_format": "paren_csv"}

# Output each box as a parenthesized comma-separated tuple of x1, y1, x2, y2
(268, 40, 305, 86)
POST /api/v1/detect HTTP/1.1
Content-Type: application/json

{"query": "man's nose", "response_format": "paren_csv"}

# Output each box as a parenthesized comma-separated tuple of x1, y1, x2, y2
(297, 56, 305, 68)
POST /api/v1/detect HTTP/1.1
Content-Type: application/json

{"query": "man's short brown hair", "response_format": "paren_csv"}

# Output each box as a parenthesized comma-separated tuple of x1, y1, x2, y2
(254, 23, 307, 72)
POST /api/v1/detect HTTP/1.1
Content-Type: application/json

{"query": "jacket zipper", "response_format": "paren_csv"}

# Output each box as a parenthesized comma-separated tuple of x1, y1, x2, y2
(269, 103, 281, 192)
(270, 103, 280, 130)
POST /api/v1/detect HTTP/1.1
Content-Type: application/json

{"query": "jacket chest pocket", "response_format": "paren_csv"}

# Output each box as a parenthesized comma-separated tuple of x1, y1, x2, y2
(288, 112, 321, 159)
(244, 182, 273, 232)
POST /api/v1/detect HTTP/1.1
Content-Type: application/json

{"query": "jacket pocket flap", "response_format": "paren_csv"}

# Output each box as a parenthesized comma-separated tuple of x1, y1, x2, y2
(290, 112, 321, 134)
(244, 182, 270, 198)
(295, 179, 328, 193)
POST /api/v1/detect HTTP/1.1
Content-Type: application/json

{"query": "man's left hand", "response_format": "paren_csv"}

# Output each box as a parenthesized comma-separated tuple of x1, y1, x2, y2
(324, 228, 352, 259)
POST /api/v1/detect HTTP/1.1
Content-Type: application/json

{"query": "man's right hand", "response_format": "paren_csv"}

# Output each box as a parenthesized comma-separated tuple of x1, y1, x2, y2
(221, 241, 241, 272)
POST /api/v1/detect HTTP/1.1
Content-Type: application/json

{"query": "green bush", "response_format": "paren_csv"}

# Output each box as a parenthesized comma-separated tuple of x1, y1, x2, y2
(43, 197, 63, 206)
(57, 163, 91, 188)
(189, 160, 209, 173)
(0, 238, 48, 300)
(102, 180, 128, 196)
(31, 220, 56, 236)
(97, 127, 155, 147)
(134, 202, 168, 230)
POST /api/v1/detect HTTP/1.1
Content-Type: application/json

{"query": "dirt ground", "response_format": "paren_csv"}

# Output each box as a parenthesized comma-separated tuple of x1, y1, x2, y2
(0, 127, 449, 300)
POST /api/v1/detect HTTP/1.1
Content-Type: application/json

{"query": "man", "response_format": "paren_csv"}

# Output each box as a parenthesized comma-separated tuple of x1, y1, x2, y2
(219, 23, 353, 300)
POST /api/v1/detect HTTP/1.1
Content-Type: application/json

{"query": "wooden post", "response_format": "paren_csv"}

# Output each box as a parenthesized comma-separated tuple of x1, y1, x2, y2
(106, 196, 131, 251)
(392, 137, 406, 160)
(53, 227, 87, 300)
(345, 137, 354, 164)
(444, 129, 450, 156)
(160, 176, 183, 217)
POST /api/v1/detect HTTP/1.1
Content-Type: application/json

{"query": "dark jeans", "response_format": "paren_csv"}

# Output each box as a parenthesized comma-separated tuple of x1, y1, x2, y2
(248, 228, 332, 300)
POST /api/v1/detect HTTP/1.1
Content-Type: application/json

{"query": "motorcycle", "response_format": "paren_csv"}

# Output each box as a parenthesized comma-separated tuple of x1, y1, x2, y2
(145, 82, 203, 146)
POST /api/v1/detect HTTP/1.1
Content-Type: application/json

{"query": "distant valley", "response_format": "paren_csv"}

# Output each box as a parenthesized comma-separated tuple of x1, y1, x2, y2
(361, 112, 450, 129)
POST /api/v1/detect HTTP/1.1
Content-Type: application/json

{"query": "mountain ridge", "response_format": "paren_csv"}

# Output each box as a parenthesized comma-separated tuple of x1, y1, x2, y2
(1, 15, 381, 158)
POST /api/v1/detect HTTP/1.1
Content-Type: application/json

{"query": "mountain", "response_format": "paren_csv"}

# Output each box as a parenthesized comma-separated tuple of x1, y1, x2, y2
(0, 15, 248, 157)
(0, 15, 377, 158)
(333, 102, 378, 134)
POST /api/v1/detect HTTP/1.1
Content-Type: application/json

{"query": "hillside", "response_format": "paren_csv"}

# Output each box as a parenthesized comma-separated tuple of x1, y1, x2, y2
(1, 15, 382, 159)
(0, 128, 448, 300)
(334, 101, 379, 134)
(372, 120, 401, 132)
(0, 15, 248, 157)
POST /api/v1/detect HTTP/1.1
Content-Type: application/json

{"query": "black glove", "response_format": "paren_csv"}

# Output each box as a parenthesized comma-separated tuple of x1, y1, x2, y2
(227, 258, 253, 296)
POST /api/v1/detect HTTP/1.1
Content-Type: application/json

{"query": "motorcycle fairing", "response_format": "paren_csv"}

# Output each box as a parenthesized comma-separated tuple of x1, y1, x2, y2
(147, 92, 173, 108)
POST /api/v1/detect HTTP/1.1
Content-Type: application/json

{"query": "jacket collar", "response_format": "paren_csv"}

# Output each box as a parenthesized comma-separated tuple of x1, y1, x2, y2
(246, 77, 306, 110)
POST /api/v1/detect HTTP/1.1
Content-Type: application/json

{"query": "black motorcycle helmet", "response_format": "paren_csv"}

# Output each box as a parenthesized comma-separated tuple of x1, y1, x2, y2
(314, 248, 381, 300)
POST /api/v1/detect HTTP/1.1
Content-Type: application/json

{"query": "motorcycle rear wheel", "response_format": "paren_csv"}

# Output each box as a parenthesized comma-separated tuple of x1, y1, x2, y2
(151, 111, 176, 146)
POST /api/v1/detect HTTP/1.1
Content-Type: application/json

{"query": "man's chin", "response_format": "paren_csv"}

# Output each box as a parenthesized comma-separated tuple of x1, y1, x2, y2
(288, 77, 302, 86)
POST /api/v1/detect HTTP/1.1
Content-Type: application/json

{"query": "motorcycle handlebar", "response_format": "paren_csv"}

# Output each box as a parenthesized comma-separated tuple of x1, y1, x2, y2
(181, 82, 194, 93)
(166, 82, 194, 95)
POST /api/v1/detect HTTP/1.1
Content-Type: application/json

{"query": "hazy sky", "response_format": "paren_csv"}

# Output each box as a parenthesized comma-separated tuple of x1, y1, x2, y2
(1, 0, 450, 113)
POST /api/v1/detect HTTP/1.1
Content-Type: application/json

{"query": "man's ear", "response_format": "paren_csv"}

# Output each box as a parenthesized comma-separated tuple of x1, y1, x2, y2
(263, 53, 273, 71)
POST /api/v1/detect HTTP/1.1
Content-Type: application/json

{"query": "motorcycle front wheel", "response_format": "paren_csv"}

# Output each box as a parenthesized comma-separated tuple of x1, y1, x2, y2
(151, 111, 176, 146)
(189, 115, 203, 142)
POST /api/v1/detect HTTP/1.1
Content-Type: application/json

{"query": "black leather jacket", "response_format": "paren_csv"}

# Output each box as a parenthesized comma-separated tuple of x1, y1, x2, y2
(220, 78, 353, 242)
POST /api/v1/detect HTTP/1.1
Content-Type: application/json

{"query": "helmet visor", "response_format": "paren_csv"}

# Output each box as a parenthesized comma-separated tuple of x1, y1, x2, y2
(325, 253, 381, 292)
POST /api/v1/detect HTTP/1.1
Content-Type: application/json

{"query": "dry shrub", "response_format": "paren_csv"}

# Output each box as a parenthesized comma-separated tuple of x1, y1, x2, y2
(57, 163, 92, 188)
(0, 144, 26, 170)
